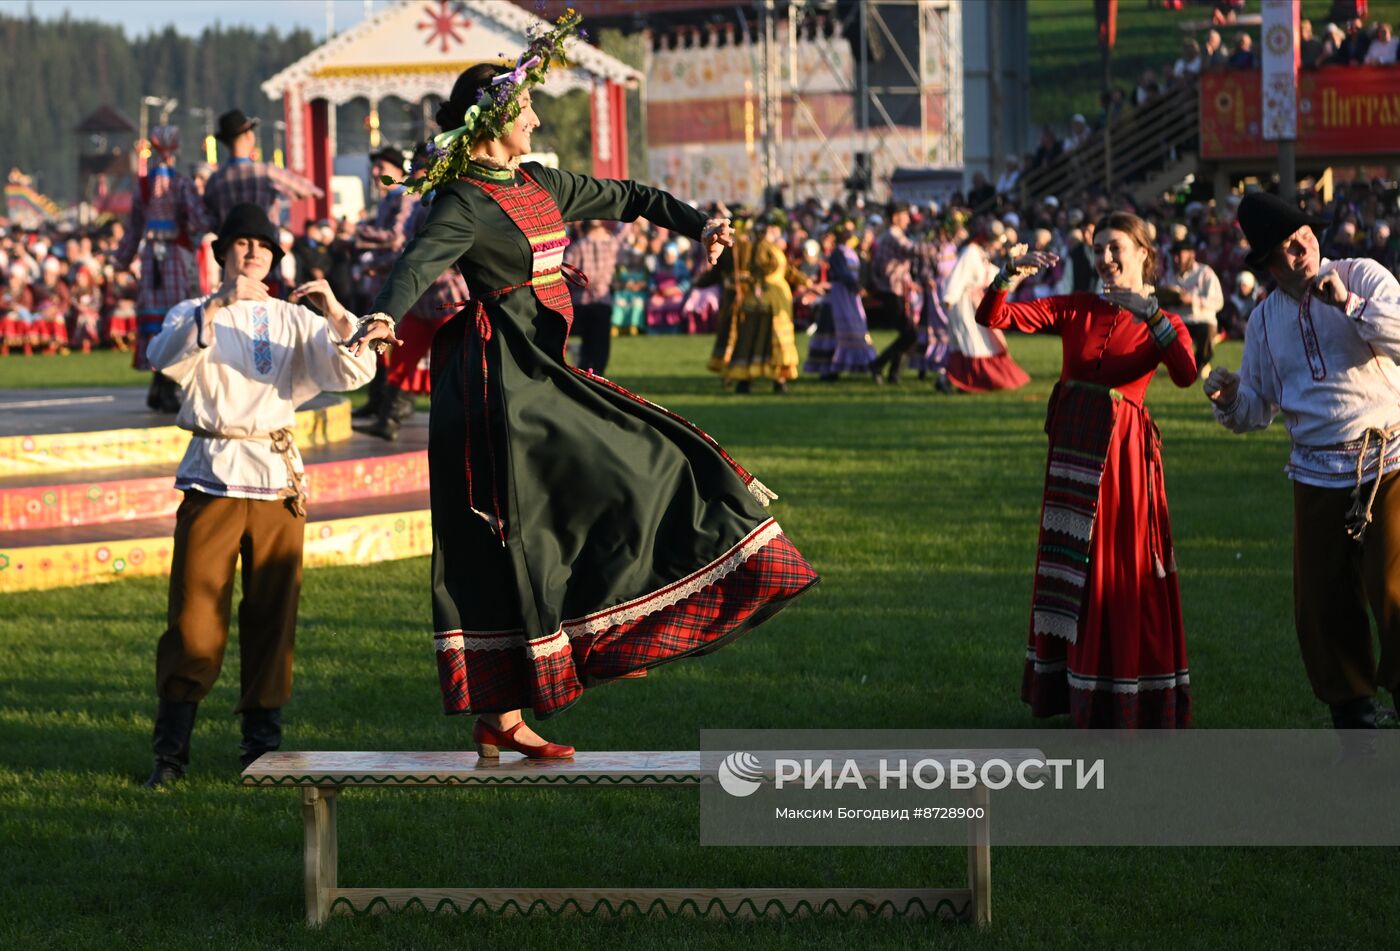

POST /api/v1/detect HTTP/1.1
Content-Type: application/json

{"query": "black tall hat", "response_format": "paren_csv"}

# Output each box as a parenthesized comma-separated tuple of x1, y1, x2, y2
(1237, 192, 1329, 268)
(212, 203, 283, 268)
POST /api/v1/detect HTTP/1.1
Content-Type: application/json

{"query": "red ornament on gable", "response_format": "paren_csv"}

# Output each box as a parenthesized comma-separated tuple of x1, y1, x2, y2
(418, 0, 473, 54)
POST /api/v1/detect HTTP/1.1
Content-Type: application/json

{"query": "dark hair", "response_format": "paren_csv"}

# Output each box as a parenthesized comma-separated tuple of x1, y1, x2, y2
(435, 63, 510, 132)
(1093, 211, 1158, 283)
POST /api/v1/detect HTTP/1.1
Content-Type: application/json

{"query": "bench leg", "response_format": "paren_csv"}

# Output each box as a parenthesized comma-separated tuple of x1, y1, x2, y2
(302, 786, 338, 925)
(966, 785, 991, 926)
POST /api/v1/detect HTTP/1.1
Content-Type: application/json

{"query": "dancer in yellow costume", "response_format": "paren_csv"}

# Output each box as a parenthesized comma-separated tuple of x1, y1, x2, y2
(722, 211, 800, 394)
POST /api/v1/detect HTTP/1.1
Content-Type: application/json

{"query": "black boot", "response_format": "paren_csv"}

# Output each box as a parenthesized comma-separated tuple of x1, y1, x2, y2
(1330, 697, 1379, 764)
(355, 384, 405, 441)
(146, 373, 164, 411)
(352, 364, 386, 419)
(240, 708, 283, 769)
(145, 700, 198, 788)
(735, 380, 752, 395)
(157, 374, 182, 414)
(387, 387, 417, 423)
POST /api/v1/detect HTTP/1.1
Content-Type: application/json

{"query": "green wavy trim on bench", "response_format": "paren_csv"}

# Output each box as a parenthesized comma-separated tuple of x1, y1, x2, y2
(242, 773, 706, 787)
(326, 893, 972, 922)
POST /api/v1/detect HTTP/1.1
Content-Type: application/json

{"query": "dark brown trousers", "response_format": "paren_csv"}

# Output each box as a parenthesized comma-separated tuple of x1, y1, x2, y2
(1293, 474, 1400, 706)
(156, 492, 304, 713)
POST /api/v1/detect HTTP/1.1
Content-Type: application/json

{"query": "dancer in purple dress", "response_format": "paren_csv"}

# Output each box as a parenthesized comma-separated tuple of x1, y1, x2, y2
(819, 231, 878, 379)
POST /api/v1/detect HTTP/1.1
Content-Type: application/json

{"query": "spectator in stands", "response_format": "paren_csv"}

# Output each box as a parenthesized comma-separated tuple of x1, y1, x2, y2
(1300, 21, 1329, 69)
(1323, 22, 1348, 64)
(1340, 17, 1372, 63)
(1328, 0, 1369, 23)
(1062, 114, 1091, 153)
(1133, 68, 1162, 107)
(1228, 32, 1255, 69)
(968, 172, 996, 208)
(1173, 38, 1203, 80)
(996, 155, 1021, 196)
(1203, 30, 1229, 70)
(1097, 87, 1127, 128)
(1030, 125, 1064, 171)
(1364, 23, 1398, 64)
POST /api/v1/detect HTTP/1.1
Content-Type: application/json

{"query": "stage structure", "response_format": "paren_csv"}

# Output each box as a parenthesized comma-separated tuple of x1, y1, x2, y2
(261, 0, 639, 227)
(641, 0, 963, 206)
(523, 0, 1025, 208)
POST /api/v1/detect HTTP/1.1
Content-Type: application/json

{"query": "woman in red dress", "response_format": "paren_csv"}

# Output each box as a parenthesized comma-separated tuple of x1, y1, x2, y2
(976, 212, 1196, 728)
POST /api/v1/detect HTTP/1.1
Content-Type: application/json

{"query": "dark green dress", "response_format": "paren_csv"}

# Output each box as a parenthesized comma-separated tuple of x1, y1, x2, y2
(374, 161, 818, 719)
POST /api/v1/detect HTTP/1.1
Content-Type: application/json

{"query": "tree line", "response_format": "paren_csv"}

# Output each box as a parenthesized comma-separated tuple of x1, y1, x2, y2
(1, 12, 318, 203)
(1, 11, 644, 208)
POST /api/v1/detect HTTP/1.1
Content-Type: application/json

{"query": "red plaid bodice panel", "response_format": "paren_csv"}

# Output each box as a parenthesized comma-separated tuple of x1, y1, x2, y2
(463, 169, 575, 333)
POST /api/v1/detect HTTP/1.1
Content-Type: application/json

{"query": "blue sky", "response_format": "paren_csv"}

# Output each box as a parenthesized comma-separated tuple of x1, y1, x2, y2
(0, 0, 381, 38)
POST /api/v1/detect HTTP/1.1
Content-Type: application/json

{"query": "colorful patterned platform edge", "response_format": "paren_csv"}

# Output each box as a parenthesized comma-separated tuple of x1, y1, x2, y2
(325, 893, 972, 922)
(0, 400, 351, 478)
(0, 505, 430, 594)
(0, 449, 428, 532)
(243, 773, 705, 787)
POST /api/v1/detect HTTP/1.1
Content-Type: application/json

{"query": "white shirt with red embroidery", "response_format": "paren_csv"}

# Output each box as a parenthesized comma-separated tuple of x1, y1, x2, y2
(1213, 257, 1400, 487)
(147, 295, 375, 499)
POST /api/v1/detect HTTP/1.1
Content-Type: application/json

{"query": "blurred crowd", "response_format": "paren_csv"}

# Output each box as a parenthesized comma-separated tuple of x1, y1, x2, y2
(5, 169, 1398, 362)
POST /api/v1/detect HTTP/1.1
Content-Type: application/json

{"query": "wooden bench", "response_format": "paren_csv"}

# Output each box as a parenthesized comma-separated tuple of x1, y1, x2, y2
(242, 750, 1039, 926)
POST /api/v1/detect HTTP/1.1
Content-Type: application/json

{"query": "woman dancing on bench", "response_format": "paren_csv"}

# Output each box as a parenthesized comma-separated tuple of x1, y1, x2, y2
(351, 12, 819, 759)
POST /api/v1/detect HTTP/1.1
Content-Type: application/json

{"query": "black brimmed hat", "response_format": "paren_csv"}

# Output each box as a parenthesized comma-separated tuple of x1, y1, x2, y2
(370, 145, 406, 170)
(212, 203, 283, 268)
(215, 109, 258, 144)
(1238, 192, 1329, 267)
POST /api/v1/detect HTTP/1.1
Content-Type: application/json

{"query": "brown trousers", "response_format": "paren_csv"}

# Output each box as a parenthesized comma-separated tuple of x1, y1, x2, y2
(156, 492, 304, 713)
(1293, 473, 1400, 706)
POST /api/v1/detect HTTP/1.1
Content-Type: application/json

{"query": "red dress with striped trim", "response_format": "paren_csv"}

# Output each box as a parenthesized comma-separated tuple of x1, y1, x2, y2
(978, 289, 1196, 728)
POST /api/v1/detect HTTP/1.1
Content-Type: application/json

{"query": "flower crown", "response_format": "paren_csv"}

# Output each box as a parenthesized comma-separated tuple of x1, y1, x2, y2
(389, 9, 584, 195)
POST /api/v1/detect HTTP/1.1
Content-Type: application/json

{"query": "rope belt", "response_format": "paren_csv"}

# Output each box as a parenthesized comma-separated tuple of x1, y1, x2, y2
(1346, 427, 1394, 542)
(190, 427, 307, 517)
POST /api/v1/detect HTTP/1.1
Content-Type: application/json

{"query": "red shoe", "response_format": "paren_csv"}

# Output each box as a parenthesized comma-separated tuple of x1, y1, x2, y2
(473, 718, 575, 759)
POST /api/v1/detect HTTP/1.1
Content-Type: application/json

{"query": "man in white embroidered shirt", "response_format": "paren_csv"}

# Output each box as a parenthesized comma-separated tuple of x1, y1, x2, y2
(142, 203, 375, 787)
(1205, 192, 1400, 742)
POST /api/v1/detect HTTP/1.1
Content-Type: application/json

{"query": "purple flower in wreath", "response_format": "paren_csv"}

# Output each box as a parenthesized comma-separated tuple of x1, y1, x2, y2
(493, 54, 542, 89)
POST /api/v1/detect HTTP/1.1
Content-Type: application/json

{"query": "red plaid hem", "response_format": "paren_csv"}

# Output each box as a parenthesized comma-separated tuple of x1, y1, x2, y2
(432, 529, 818, 719)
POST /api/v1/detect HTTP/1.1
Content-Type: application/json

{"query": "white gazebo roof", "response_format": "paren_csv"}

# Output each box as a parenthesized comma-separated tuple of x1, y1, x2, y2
(262, 0, 641, 106)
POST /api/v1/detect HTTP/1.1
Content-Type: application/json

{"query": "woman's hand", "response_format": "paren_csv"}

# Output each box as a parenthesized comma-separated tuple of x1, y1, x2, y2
(1002, 242, 1060, 278)
(701, 217, 734, 266)
(288, 278, 344, 320)
(346, 313, 403, 356)
(1101, 289, 1160, 321)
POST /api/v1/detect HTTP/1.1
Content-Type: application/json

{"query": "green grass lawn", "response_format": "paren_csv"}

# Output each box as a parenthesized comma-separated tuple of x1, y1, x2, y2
(3, 333, 1397, 948)
(1028, 0, 1400, 126)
